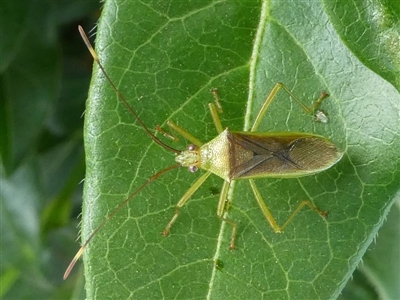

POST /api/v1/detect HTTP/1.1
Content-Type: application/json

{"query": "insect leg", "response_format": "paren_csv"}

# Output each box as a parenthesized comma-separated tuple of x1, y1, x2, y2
(249, 179, 326, 233)
(210, 88, 223, 113)
(166, 120, 204, 147)
(217, 181, 237, 249)
(162, 171, 212, 236)
(209, 91, 238, 248)
(207, 88, 226, 133)
(208, 102, 224, 134)
(155, 125, 179, 142)
(251, 83, 329, 132)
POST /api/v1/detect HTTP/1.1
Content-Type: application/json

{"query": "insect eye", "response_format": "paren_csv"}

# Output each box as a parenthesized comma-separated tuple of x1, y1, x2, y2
(188, 144, 197, 151)
(188, 165, 198, 173)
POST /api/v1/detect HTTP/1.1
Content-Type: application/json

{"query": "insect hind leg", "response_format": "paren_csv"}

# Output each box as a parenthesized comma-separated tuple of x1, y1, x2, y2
(249, 179, 326, 233)
(208, 88, 224, 134)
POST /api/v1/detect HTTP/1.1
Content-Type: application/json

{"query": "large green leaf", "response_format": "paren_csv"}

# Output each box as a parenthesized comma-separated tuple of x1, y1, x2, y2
(79, 0, 399, 299)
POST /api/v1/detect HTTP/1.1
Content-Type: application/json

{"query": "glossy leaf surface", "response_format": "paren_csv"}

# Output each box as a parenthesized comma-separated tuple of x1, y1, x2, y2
(81, 1, 400, 299)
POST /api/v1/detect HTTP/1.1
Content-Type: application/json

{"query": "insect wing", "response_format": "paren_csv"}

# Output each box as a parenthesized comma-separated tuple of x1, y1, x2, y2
(228, 132, 343, 179)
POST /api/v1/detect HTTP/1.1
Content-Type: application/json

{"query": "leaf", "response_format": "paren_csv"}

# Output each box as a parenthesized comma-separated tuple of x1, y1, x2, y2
(0, 0, 97, 298)
(322, 0, 400, 90)
(0, 0, 30, 72)
(0, 16, 61, 174)
(339, 198, 400, 300)
(359, 199, 400, 300)
(81, 0, 400, 299)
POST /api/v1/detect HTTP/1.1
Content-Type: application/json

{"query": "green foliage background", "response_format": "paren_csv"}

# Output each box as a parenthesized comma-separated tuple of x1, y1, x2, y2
(1, 0, 399, 299)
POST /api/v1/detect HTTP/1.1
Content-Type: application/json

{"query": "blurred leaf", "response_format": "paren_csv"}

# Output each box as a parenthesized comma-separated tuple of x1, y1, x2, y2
(0, 31, 61, 174)
(0, 161, 42, 272)
(339, 268, 378, 300)
(0, 156, 83, 299)
(76, 0, 399, 299)
(0, 268, 20, 298)
(0, 0, 31, 71)
(55, 0, 100, 25)
(40, 138, 85, 235)
(361, 198, 400, 299)
(339, 198, 400, 300)
(0, 0, 99, 299)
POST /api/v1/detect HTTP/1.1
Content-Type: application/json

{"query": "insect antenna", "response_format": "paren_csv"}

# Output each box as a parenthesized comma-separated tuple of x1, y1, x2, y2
(63, 163, 180, 279)
(78, 25, 181, 155)
(64, 27, 184, 279)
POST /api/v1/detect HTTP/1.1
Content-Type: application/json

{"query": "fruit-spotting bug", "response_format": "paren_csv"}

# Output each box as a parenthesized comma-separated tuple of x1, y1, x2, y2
(64, 26, 343, 280)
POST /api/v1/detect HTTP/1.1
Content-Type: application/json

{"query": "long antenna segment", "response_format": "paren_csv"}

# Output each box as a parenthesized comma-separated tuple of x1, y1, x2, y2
(64, 163, 180, 279)
(78, 25, 181, 155)
(64, 26, 184, 279)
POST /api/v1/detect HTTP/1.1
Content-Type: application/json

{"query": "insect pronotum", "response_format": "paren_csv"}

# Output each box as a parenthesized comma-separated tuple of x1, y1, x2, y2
(64, 26, 343, 279)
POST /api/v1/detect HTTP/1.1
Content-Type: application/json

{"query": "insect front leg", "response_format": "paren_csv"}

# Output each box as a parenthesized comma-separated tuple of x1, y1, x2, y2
(155, 120, 204, 147)
(210, 88, 223, 113)
(251, 82, 330, 132)
(161, 97, 226, 237)
(208, 88, 225, 134)
(248, 179, 327, 233)
(162, 171, 211, 236)
(155, 125, 179, 142)
(158, 120, 208, 236)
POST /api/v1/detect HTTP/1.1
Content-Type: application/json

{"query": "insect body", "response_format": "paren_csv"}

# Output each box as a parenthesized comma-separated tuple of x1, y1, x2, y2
(214, 259, 224, 271)
(178, 130, 340, 181)
(162, 89, 342, 248)
(64, 26, 342, 279)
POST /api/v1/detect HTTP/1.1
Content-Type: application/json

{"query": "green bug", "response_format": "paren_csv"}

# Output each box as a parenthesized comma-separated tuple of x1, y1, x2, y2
(161, 84, 342, 249)
(64, 26, 342, 279)
(214, 259, 224, 271)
